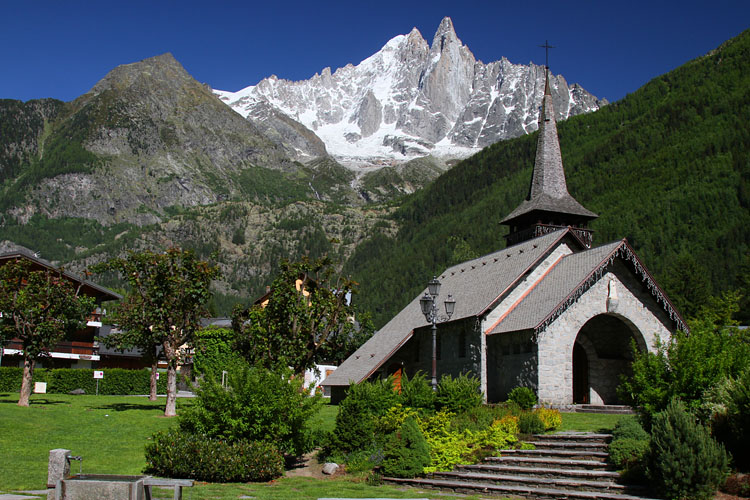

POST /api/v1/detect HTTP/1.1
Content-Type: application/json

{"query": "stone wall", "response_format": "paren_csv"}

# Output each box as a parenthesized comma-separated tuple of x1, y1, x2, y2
(486, 331, 537, 402)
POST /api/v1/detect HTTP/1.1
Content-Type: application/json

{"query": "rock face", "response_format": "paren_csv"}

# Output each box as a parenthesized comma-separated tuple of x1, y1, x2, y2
(216, 17, 605, 165)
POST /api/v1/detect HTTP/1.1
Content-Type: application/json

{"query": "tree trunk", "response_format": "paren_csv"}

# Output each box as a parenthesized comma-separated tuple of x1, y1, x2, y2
(164, 363, 177, 417)
(149, 358, 158, 401)
(18, 356, 34, 407)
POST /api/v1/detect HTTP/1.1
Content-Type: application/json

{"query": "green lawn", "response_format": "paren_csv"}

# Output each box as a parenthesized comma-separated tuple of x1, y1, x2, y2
(0, 392, 626, 498)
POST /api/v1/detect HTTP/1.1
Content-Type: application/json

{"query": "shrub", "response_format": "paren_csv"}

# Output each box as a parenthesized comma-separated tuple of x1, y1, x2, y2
(144, 429, 283, 482)
(178, 365, 320, 457)
(649, 399, 729, 500)
(332, 378, 401, 454)
(450, 404, 515, 433)
(400, 372, 435, 410)
(534, 407, 562, 431)
(519, 411, 545, 435)
(609, 417, 650, 473)
(381, 417, 431, 478)
(612, 417, 649, 442)
(507, 386, 537, 410)
(436, 373, 482, 412)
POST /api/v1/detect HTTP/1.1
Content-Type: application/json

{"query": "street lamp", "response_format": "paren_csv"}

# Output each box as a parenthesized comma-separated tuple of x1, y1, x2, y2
(419, 276, 456, 391)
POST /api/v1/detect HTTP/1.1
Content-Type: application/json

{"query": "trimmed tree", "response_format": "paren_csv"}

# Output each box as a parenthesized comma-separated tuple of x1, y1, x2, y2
(93, 248, 220, 416)
(0, 259, 95, 406)
(232, 256, 372, 377)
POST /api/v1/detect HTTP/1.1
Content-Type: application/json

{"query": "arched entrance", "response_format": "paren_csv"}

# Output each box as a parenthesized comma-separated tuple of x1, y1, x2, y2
(572, 314, 646, 405)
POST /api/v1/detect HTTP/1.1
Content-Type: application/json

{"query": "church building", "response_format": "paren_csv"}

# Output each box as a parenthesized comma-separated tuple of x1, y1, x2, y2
(324, 77, 686, 406)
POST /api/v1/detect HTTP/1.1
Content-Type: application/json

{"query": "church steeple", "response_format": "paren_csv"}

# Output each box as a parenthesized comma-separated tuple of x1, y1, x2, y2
(501, 64, 597, 247)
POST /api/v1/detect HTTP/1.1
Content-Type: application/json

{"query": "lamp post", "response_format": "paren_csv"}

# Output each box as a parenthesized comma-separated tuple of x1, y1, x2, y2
(419, 276, 456, 391)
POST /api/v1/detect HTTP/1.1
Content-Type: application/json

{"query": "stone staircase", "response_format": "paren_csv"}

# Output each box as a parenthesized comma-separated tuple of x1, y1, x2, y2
(573, 405, 635, 415)
(385, 432, 657, 500)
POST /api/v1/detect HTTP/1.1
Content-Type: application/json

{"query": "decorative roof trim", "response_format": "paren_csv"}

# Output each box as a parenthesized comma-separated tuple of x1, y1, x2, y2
(534, 240, 688, 336)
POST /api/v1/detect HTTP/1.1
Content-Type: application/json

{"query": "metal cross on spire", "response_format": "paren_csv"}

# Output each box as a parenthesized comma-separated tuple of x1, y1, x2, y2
(539, 40, 555, 70)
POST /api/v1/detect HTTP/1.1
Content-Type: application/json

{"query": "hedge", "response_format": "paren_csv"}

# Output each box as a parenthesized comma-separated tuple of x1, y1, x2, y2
(0, 367, 168, 395)
(144, 429, 284, 482)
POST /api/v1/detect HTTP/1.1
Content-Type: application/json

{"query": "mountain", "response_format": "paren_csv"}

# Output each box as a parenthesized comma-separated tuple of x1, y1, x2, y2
(345, 29, 750, 327)
(215, 17, 605, 166)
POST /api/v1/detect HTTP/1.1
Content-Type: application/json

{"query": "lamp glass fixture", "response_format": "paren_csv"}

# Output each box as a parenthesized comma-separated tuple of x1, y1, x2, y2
(420, 293, 434, 318)
(444, 294, 456, 318)
(428, 276, 441, 297)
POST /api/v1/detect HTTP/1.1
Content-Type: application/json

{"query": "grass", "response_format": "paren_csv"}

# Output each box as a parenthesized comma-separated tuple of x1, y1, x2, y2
(0, 392, 625, 498)
(557, 411, 635, 433)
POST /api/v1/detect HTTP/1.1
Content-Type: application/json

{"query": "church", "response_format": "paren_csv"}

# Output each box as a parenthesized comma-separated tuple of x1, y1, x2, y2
(324, 77, 686, 406)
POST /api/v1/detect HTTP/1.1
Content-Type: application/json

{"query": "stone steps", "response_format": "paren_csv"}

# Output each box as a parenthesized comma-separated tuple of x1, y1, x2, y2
(573, 405, 635, 415)
(383, 431, 657, 500)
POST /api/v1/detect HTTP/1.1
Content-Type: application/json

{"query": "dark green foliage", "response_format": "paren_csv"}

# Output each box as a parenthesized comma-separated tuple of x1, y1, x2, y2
(400, 372, 435, 410)
(0, 367, 167, 395)
(234, 166, 310, 203)
(612, 416, 650, 442)
(144, 429, 283, 482)
(711, 368, 750, 469)
(332, 378, 401, 454)
(233, 256, 372, 374)
(177, 365, 321, 457)
(609, 418, 650, 475)
(381, 417, 431, 478)
(507, 386, 538, 410)
(649, 399, 729, 500)
(435, 373, 482, 412)
(191, 327, 244, 377)
(347, 29, 750, 327)
(618, 292, 750, 428)
(0, 215, 139, 263)
(518, 411, 545, 435)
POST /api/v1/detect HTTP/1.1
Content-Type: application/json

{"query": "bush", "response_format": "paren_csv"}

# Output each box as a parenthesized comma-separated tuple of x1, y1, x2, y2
(332, 378, 401, 454)
(178, 365, 320, 457)
(519, 411, 545, 435)
(612, 417, 650, 442)
(450, 404, 517, 433)
(192, 327, 244, 377)
(0, 366, 167, 395)
(400, 372, 435, 410)
(144, 429, 283, 482)
(381, 417, 431, 478)
(436, 373, 482, 412)
(609, 417, 650, 474)
(649, 399, 729, 500)
(507, 386, 537, 410)
(534, 407, 562, 431)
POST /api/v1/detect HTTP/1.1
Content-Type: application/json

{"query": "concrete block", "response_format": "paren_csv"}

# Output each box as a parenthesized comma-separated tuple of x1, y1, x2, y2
(47, 449, 70, 488)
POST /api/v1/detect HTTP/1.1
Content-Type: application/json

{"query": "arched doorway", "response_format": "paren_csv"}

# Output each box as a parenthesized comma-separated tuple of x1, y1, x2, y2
(572, 314, 646, 405)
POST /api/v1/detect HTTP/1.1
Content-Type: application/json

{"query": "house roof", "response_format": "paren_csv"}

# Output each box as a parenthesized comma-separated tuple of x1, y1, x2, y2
(501, 93, 597, 224)
(0, 248, 122, 302)
(324, 231, 686, 388)
(323, 229, 579, 387)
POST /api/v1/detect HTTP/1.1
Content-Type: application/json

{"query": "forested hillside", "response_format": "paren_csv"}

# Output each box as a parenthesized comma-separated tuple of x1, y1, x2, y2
(347, 29, 750, 327)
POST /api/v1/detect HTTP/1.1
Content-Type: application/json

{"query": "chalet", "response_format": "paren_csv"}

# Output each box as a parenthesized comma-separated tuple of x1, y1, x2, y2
(0, 248, 121, 369)
(324, 78, 685, 406)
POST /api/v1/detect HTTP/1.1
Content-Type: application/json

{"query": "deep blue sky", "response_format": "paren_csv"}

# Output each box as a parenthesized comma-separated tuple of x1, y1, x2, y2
(2, 1, 748, 104)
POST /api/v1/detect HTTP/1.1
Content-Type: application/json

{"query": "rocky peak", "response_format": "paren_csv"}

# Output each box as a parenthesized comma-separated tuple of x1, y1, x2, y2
(431, 17, 460, 53)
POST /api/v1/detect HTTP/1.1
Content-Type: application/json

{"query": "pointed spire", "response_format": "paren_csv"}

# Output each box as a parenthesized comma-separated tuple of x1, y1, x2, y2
(500, 59, 597, 248)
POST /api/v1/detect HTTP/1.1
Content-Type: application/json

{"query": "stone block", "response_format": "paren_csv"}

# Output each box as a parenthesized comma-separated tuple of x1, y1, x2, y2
(47, 449, 71, 488)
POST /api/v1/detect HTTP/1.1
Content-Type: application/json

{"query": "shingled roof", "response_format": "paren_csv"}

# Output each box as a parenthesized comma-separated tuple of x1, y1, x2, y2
(501, 92, 597, 224)
(324, 229, 581, 387)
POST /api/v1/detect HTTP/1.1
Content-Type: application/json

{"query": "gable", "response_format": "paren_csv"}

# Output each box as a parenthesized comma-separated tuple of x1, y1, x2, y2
(488, 239, 687, 336)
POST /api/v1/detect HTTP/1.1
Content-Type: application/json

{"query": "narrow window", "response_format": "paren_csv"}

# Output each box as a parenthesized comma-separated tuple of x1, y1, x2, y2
(458, 330, 467, 358)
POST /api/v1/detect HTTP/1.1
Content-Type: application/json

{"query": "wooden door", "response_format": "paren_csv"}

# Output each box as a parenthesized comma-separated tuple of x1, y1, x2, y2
(572, 343, 589, 404)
